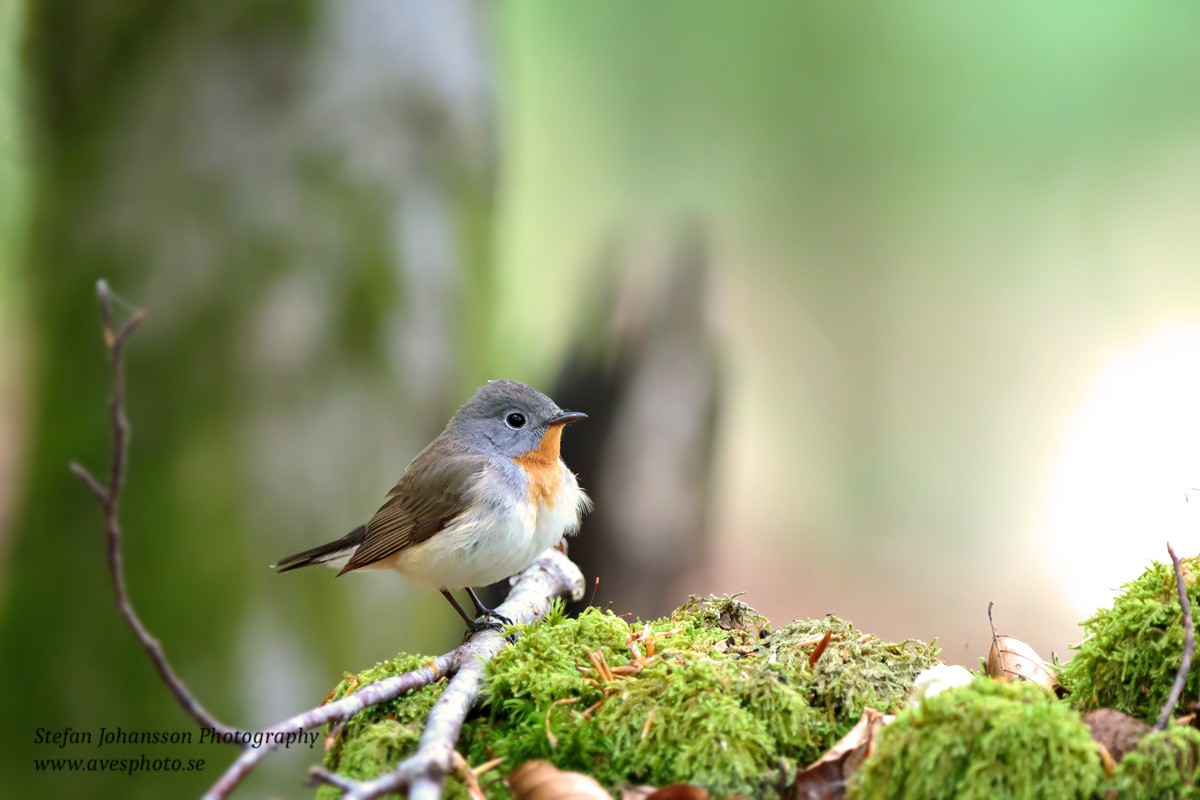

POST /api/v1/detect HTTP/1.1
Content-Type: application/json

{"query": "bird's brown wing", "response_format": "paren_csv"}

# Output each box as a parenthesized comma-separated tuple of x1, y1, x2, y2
(338, 445, 488, 575)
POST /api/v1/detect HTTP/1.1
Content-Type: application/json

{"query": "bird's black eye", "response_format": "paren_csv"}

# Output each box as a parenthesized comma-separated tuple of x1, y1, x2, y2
(505, 412, 527, 429)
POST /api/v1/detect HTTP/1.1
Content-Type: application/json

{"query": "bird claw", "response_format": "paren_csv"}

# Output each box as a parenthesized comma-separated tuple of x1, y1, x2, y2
(463, 588, 513, 631)
(480, 608, 513, 626)
(465, 615, 509, 634)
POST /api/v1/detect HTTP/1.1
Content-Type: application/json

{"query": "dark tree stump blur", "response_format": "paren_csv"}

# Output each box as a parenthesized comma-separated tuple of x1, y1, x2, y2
(555, 225, 721, 619)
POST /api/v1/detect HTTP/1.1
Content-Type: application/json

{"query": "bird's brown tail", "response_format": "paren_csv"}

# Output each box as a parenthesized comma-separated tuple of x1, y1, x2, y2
(273, 525, 366, 573)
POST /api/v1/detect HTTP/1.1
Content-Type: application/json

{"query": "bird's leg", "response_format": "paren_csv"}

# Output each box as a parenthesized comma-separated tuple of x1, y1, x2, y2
(465, 587, 513, 627)
(440, 589, 505, 632)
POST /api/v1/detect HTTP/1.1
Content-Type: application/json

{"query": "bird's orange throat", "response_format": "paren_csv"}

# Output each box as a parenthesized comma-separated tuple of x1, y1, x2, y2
(512, 423, 566, 505)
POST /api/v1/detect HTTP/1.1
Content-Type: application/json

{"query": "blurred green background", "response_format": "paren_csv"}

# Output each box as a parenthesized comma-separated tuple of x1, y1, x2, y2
(5, 1, 1200, 797)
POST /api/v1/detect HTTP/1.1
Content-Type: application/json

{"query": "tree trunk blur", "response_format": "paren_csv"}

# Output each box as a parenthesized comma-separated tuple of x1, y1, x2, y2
(0, 1, 496, 797)
(555, 226, 721, 619)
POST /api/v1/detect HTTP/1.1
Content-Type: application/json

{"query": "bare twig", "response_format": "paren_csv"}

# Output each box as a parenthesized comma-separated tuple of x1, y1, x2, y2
(208, 549, 582, 799)
(1156, 542, 1194, 731)
(305, 549, 585, 800)
(308, 766, 361, 792)
(70, 280, 243, 739)
(988, 600, 998, 652)
(204, 652, 457, 799)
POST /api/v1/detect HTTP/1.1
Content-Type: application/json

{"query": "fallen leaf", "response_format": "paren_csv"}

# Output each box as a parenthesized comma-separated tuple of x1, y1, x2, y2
(790, 707, 893, 800)
(986, 603, 1065, 696)
(509, 759, 611, 800)
(986, 634, 1062, 691)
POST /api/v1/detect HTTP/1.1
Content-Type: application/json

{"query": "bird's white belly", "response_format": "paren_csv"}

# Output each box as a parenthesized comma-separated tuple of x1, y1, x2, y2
(386, 480, 585, 589)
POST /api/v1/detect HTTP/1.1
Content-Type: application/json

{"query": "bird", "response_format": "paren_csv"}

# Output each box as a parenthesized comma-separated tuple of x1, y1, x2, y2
(273, 380, 591, 631)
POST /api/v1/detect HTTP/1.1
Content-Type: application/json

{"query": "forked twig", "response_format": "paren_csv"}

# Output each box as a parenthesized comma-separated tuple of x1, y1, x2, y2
(205, 651, 458, 798)
(303, 550, 585, 800)
(207, 549, 581, 798)
(69, 281, 243, 739)
(1156, 542, 1194, 731)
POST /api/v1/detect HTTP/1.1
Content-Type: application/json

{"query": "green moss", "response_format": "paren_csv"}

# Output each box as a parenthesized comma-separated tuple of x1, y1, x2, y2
(671, 593, 771, 637)
(1108, 725, 1200, 800)
(314, 596, 939, 799)
(316, 653, 451, 800)
(848, 678, 1103, 800)
(756, 616, 939, 742)
(1062, 556, 1200, 723)
(471, 627, 795, 795)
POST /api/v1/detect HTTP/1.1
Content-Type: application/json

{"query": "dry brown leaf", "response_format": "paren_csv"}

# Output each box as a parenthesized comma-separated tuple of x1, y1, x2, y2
(985, 634, 1063, 692)
(509, 760, 611, 800)
(986, 603, 1065, 696)
(790, 707, 893, 800)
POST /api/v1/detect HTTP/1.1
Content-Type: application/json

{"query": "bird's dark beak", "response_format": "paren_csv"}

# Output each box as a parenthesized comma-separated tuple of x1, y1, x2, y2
(546, 411, 587, 427)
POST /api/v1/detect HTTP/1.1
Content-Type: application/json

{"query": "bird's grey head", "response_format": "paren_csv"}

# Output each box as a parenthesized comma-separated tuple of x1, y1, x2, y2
(447, 380, 586, 458)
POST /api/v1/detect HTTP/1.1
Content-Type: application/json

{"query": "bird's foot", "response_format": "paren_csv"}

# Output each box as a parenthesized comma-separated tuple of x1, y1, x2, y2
(465, 587, 513, 627)
(464, 614, 509, 635)
(481, 607, 513, 626)
(468, 608, 513, 630)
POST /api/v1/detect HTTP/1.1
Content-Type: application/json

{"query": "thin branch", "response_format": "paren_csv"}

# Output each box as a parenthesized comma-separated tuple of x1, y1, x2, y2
(71, 280, 243, 739)
(1156, 542, 1194, 731)
(304, 549, 585, 800)
(203, 651, 458, 799)
(68, 461, 107, 502)
(309, 766, 362, 792)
